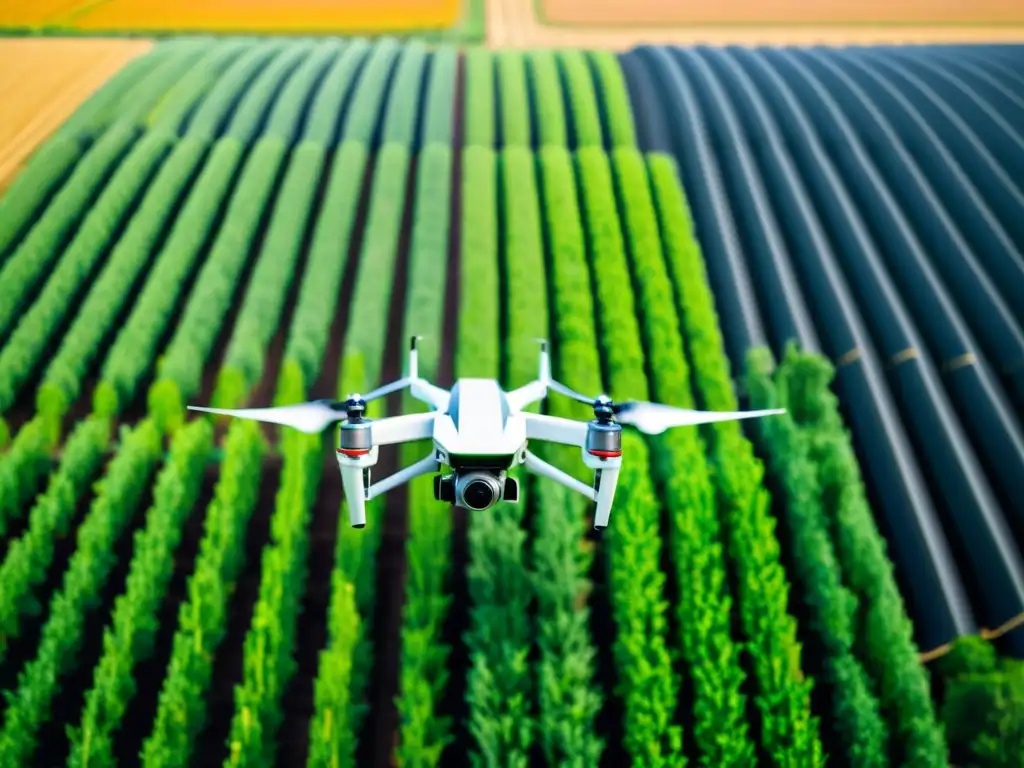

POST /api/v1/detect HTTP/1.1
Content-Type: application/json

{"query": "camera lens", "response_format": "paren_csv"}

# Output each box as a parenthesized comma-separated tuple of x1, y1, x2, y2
(462, 479, 494, 510)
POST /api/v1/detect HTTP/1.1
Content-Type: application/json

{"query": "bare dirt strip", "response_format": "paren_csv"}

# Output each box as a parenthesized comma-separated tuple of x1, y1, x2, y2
(0, 37, 153, 191)
(487, 0, 1024, 48)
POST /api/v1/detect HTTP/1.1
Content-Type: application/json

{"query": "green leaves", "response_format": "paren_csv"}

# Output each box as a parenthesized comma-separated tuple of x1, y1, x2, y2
(456, 146, 500, 379)
(0, 416, 110, 653)
(142, 419, 265, 768)
(68, 419, 213, 767)
(38, 136, 209, 421)
(0, 419, 162, 764)
(622, 148, 753, 766)
(100, 137, 245, 413)
(395, 142, 455, 766)
(0, 128, 174, 413)
(745, 346, 888, 767)
(214, 141, 326, 406)
(154, 137, 288, 404)
(284, 141, 368, 384)
(648, 152, 822, 767)
(0, 120, 139, 337)
(573, 145, 683, 764)
(770, 345, 947, 768)
(463, 48, 495, 148)
(557, 51, 604, 148)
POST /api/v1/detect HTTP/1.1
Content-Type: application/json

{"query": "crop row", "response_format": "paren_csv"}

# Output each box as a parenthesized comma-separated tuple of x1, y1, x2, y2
(745, 346, 946, 767)
(149, 136, 288, 425)
(0, 419, 164, 763)
(612, 146, 754, 766)
(67, 419, 213, 766)
(0, 128, 174, 414)
(574, 146, 683, 763)
(745, 347, 891, 766)
(534, 145, 606, 765)
(141, 419, 266, 768)
(645, 150, 823, 764)
(396, 139, 454, 765)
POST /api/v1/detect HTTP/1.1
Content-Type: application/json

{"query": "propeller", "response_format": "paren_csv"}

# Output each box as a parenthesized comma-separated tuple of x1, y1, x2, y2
(187, 377, 411, 433)
(546, 379, 784, 435)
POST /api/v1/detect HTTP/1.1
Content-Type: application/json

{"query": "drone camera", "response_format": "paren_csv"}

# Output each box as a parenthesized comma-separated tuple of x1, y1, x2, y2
(433, 470, 518, 510)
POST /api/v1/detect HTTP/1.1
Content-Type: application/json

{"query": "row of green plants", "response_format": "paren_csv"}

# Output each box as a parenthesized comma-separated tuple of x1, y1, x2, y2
(395, 140, 455, 766)
(0, 128, 172, 412)
(138, 63, 373, 765)
(574, 145, 683, 764)
(0, 419, 165, 763)
(393, 38, 459, 764)
(608, 145, 753, 766)
(67, 419, 214, 767)
(744, 344, 947, 767)
(534, 144, 608, 766)
(309, 130, 414, 764)
(646, 151, 823, 765)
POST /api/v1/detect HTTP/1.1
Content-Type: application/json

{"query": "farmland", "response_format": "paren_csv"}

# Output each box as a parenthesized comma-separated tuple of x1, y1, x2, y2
(0, 33, 1022, 768)
(0, 37, 151, 190)
(0, 0, 478, 38)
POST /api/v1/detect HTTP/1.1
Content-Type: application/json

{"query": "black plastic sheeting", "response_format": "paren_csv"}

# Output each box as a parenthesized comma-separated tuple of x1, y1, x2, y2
(622, 44, 1024, 656)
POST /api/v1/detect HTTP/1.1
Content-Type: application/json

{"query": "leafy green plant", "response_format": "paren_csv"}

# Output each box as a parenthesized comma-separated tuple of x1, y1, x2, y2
(647, 151, 822, 767)
(0, 420, 163, 763)
(575, 146, 682, 765)
(141, 419, 265, 768)
(613, 146, 752, 767)
(68, 419, 214, 767)
(746, 346, 889, 767)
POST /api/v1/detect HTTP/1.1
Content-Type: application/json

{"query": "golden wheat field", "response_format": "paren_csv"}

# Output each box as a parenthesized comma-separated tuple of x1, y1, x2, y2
(0, 38, 152, 190)
(0, 0, 460, 32)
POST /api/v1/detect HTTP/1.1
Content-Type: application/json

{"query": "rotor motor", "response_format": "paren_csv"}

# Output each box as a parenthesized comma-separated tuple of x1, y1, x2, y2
(337, 394, 373, 458)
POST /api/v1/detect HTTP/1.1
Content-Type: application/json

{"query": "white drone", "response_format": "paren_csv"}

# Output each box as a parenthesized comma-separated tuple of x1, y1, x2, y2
(188, 338, 784, 530)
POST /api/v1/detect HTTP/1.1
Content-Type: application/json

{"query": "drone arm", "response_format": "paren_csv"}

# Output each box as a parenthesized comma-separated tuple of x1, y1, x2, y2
(523, 412, 589, 447)
(369, 411, 436, 445)
(522, 451, 597, 501)
(505, 380, 548, 412)
(505, 340, 553, 411)
(365, 451, 440, 500)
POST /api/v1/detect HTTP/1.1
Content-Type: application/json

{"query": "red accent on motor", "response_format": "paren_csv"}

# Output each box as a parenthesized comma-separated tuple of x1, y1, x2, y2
(587, 449, 622, 458)
(337, 448, 371, 457)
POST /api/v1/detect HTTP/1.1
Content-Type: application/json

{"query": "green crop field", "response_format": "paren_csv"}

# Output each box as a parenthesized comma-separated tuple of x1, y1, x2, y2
(0, 35, 1022, 768)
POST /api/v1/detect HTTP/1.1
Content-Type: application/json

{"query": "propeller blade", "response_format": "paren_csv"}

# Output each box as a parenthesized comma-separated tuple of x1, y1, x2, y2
(360, 377, 410, 403)
(187, 399, 345, 433)
(614, 401, 785, 435)
(548, 378, 599, 406)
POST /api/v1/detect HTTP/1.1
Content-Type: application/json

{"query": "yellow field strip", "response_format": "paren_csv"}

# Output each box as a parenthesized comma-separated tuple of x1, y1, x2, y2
(540, 0, 1024, 27)
(0, 38, 153, 191)
(10, 0, 459, 33)
(487, 0, 1024, 47)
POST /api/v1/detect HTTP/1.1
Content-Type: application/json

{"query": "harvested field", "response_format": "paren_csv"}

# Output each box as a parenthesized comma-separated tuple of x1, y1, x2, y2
(541, 0, 1024, 27)
(4, 0, 460, 33)
(0, 37, 152, 190)
(490, 0, 1024, 47)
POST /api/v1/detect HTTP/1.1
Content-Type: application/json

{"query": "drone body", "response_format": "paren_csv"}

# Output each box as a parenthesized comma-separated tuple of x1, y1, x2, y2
(188, 338, 784, 530)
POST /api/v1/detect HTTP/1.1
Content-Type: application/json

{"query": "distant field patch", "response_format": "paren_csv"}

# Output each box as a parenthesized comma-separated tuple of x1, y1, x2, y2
(0, 37, 151, 190)
(1, 0, 461, 34)
(539, 0, 1024, 26)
